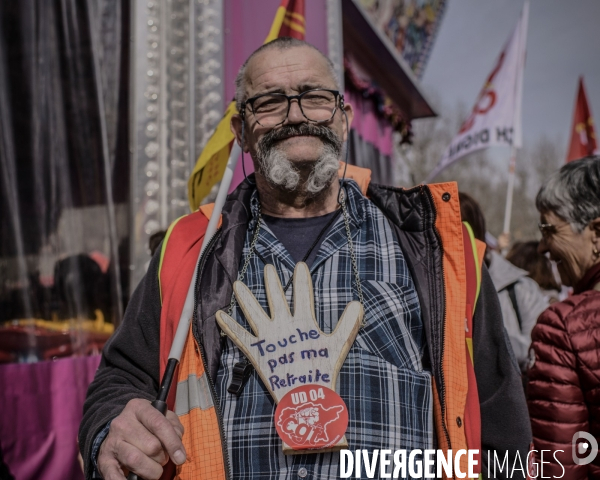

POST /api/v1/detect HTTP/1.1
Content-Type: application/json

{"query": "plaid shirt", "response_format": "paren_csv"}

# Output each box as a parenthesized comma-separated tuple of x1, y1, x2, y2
(215, 180, 433, 479)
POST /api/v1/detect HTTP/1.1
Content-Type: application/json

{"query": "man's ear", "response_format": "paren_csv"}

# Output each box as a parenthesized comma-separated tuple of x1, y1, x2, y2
(341, 102, 354, 142)
(230, 114, 249, 152)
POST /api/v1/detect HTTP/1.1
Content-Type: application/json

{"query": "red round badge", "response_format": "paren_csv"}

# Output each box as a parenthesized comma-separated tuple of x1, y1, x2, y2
(275, 385, 348, 450)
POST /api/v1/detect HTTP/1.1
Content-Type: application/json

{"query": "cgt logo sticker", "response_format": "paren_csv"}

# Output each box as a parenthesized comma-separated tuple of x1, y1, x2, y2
(572, 431, 599, 466)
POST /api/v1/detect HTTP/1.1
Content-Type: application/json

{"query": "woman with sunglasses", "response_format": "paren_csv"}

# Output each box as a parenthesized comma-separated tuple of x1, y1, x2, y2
(528, 155, 600, 479)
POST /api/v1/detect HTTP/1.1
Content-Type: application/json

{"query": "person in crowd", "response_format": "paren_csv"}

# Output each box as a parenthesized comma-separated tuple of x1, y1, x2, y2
(459, 192, 548, 373)
(507, 241, 562, 304)
(79, 38, 530, 480)
(528, 156, 600, 479)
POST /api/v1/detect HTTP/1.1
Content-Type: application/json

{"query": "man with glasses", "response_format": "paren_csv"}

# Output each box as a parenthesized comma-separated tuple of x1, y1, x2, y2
(80, 38, 531, 480)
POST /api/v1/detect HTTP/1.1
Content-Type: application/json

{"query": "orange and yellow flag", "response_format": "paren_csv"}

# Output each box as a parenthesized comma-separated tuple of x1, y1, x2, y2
(187, 0, 306, 211)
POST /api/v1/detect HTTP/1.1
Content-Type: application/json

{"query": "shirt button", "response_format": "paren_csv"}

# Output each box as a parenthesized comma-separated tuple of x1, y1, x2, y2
(456, 416, 462, 427)
(298, 467, 308, 478)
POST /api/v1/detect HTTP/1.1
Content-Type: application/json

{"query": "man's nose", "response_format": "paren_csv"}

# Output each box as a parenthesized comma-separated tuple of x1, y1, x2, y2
(285, 99, 305, 124)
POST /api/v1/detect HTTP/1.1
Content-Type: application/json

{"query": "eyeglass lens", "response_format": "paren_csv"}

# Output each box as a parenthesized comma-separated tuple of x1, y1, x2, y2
(251, 90, 337, 127)
(538, 223, 555, 238)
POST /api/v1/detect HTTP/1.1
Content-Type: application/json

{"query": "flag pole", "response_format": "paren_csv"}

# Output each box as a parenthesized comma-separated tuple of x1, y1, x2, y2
(168, 142, 242, 361)
(502, 145, 517, 235)
(127, 142, 242, 479)
(501, 0, 528, 238)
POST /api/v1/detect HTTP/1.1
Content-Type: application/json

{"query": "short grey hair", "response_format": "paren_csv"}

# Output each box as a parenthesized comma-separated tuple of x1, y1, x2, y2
(234, 38, 340, 113)
(535, 156, 600, 232)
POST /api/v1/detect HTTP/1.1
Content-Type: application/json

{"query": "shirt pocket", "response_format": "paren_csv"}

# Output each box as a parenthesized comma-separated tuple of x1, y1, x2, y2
(337, 345, 434, 450)
(354, 279, 424, 373)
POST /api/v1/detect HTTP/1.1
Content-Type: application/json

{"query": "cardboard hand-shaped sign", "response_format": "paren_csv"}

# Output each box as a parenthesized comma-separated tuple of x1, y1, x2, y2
(216, 262, 363, 453)
(216, 262, 363, 403)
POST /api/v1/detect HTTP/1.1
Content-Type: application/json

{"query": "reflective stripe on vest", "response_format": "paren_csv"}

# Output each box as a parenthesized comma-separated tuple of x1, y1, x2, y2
(174, 324, 226, 480)
(175, 372, 214, 416)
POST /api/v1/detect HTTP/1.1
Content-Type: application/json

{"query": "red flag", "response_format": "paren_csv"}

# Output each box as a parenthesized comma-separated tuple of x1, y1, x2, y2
(278, 0, 305, 40)
(566, 77, 598, 162)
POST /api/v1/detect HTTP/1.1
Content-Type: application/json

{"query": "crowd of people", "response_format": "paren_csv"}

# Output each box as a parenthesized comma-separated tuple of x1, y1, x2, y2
(77, 38, 600, 480)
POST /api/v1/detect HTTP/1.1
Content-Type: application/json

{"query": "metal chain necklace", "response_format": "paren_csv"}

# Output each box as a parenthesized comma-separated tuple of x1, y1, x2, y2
(224, 187, 365, 332)
(225, 207, 262, 319)
(339, 188, 365, 310)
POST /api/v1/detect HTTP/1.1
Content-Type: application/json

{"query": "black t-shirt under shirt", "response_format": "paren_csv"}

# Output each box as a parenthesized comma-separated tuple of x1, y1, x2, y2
(262, 210, 339, 268)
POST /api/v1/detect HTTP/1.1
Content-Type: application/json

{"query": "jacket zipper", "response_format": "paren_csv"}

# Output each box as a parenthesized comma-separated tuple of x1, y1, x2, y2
(188, 228, 232, 480)
(424, 187, 453, 462)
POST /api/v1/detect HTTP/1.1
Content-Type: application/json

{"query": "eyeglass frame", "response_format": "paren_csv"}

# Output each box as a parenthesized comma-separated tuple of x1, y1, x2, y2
(538, 222, 556, 238)
(239, 88, 343, 127)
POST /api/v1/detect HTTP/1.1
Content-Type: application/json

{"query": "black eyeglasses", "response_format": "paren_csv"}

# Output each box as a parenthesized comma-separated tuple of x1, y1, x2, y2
(241, 88, 342, 128)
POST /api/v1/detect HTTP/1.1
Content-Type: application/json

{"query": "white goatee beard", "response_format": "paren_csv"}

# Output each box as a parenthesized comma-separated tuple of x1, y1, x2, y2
(259, 144, 341, 195)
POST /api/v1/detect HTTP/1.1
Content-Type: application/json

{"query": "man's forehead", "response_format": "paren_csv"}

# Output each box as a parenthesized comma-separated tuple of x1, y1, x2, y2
(244, 46, 335, 93)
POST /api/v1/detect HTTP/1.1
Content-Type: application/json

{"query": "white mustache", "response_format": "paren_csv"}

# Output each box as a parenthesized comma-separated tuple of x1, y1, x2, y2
(257, 143, 341, 195)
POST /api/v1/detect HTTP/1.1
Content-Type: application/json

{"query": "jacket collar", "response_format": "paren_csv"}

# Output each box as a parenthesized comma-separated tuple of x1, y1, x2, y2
(574, 262, 600, 294)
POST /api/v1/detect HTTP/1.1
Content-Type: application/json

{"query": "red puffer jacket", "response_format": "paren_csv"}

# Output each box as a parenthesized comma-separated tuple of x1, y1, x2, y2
(528, 263, 600, 480)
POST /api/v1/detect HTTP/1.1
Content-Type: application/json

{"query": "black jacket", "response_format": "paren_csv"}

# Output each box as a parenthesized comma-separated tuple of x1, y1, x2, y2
(80, 180, 532, 479)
